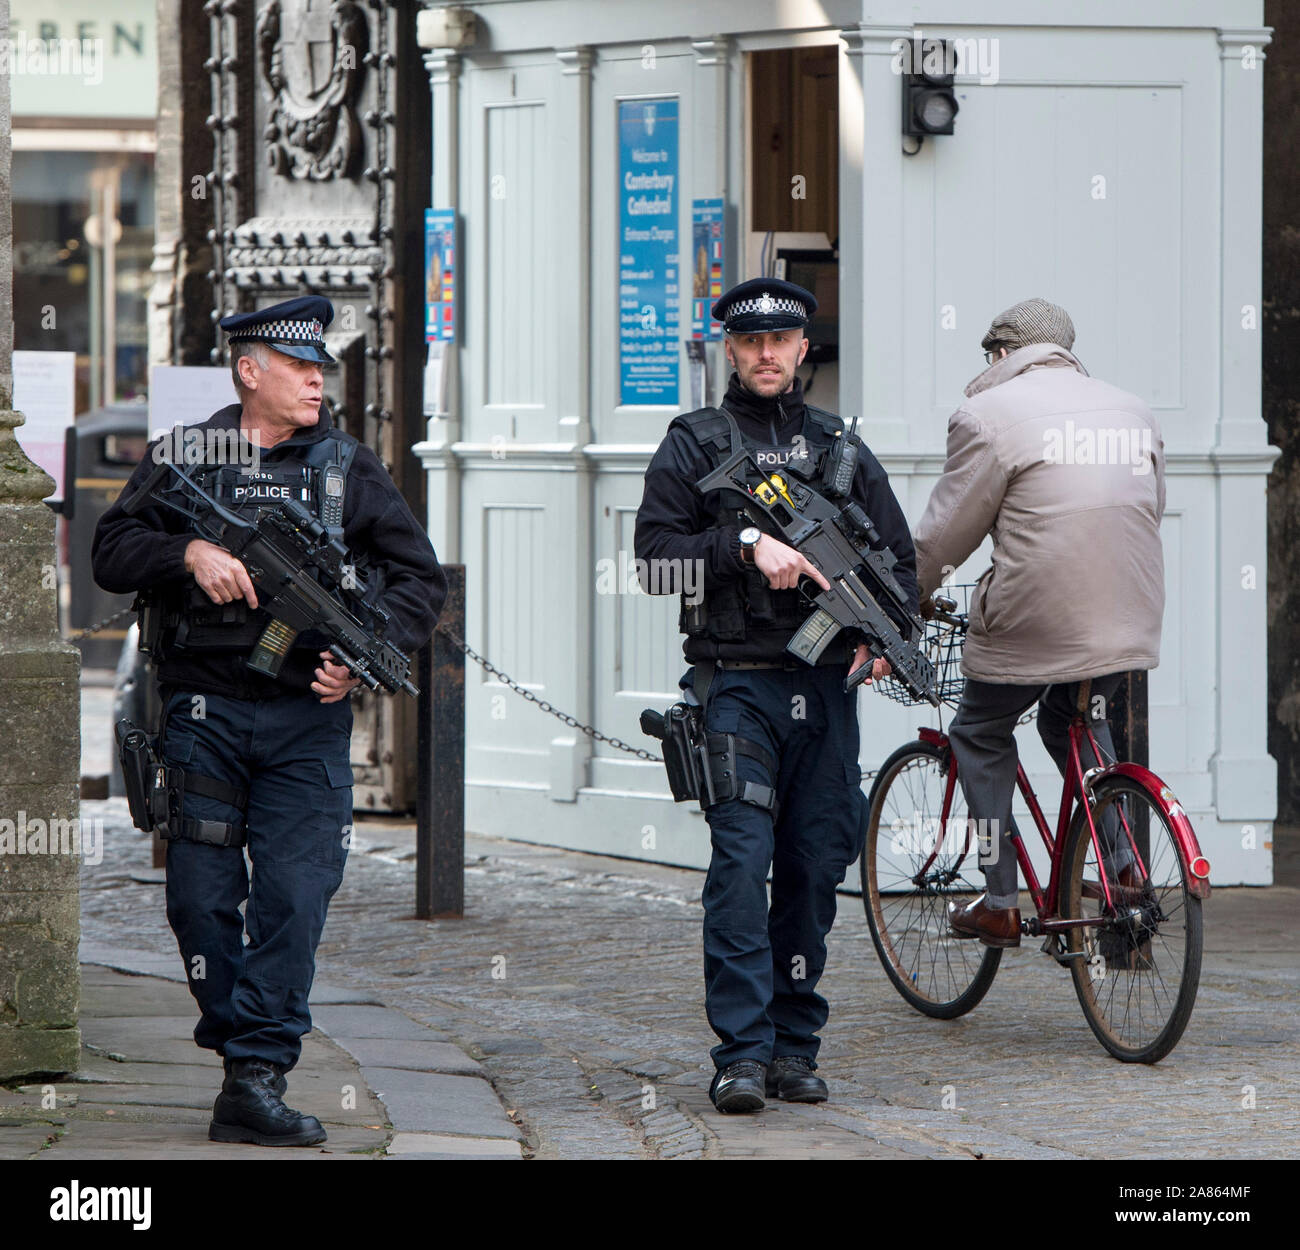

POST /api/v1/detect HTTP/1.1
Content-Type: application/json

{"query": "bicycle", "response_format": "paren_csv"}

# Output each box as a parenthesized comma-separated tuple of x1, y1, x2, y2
(860, 584, 1209, 1063)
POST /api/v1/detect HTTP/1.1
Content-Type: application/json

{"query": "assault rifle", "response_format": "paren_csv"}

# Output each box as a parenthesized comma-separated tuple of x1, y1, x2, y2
(696, 425, 938, 704)
(120, 458, 418, 697)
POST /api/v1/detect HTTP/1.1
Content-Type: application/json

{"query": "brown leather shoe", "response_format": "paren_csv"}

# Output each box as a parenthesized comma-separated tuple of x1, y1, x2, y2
(948, 894, 1021, 947)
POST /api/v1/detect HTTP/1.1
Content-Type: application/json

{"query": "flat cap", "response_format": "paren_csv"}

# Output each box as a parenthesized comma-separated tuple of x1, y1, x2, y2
(713, 277, 816, 334)
(219, 295, 336, 364)
(981, 297, 1075, 354)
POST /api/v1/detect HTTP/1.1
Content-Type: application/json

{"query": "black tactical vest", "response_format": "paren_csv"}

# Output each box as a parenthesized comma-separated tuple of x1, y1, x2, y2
(670, 402, 846, 647)
(148, 428, 358, 655)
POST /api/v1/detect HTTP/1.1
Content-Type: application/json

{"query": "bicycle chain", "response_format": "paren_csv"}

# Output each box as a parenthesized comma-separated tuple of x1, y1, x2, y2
(435, 624, 663, 762)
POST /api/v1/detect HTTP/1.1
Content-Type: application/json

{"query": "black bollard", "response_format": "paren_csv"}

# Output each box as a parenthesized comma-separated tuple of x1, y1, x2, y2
(416, 564, 465, 919)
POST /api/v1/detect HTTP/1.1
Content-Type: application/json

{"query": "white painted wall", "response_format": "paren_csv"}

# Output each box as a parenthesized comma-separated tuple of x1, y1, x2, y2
(414, 0, 1277, 885)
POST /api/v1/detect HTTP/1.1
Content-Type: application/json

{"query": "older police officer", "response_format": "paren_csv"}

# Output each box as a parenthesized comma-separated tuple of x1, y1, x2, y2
(635, 278, 918, 1112)
(93, 296, 446, 1145)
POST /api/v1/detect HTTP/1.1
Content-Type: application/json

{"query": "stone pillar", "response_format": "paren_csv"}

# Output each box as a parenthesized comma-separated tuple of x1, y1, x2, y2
(149, 0, 216, 368)
(1263, 1, 1300, 824)
(0, 0, 83, 1079)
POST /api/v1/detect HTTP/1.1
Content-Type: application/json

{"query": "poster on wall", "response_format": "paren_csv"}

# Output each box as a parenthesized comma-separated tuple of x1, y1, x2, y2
(618, 98, 679, 406)
(12, 351, 76, 498)
(425, 208, 456, 342)
(690, 198, 725, 340)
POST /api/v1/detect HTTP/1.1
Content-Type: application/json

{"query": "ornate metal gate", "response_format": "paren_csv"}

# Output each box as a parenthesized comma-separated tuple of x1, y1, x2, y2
(203, 0, 430, 811)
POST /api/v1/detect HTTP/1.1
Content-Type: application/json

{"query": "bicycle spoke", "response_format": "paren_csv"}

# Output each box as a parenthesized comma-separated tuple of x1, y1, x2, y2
(862, 745, 1001, 1018)
(1062, 777, 1202, 1062)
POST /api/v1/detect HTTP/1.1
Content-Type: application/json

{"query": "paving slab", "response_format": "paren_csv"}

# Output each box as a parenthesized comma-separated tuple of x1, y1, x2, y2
(360, 1067, 520, 1140)
(311, 1004, 445, 1042)
(336, 1038, 481, 1076)
(386, 1132, 522, 1159)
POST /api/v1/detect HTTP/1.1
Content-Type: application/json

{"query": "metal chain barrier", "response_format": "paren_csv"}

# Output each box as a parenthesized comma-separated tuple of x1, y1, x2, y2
(65, 605, 137, 643)
(435, 623, 663, 762)
(66, 607, 1037, 774)
(433, 625, 1041, 777)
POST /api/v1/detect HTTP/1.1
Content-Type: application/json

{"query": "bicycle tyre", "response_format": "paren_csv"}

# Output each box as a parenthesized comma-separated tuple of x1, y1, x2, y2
(860, 740, 1001, 1019)
(1060, 774, 1203, 1063)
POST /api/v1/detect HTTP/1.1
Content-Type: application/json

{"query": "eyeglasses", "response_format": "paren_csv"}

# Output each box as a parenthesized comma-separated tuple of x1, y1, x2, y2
(983, 347, 1003, 366)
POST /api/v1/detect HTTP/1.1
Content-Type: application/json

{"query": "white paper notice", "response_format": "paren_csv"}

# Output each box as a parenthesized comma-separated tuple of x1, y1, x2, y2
(149, 366, 238, 438)
(12, 351, 77, 497)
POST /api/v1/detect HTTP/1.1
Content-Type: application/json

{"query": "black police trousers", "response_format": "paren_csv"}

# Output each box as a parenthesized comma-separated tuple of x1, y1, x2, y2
(692, 663, 866, 1071)
(160, 687, 353, 1071)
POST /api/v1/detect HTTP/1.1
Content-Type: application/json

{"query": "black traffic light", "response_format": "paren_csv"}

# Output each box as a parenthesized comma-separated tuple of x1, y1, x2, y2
(902, 38, 959, 139)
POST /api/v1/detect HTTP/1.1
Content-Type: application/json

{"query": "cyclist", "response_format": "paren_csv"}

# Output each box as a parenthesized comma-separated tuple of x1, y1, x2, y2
(912, 298, 1166, 947)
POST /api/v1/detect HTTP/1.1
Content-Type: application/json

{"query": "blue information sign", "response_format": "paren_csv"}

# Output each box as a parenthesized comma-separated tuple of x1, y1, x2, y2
(618, 99, 679, 406)
(424, 208, 456, 342)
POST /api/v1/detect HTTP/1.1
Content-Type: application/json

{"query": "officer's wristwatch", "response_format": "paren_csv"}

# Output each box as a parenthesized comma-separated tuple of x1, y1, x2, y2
(739, 527, 762, 565)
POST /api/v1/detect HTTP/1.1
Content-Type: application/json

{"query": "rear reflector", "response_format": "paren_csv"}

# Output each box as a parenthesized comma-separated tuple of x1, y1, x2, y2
(1190, 856, 1211, 879)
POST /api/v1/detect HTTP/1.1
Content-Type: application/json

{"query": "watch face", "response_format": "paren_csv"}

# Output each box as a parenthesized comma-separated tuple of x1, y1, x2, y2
(741, 527, 761, 544)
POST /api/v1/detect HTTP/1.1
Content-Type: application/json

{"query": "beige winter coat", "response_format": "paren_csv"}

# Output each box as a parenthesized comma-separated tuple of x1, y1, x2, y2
(913, 343, 1165, 685)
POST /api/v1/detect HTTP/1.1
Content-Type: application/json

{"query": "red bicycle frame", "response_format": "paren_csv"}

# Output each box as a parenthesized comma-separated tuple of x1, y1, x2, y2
(916, 717, 1210, 933)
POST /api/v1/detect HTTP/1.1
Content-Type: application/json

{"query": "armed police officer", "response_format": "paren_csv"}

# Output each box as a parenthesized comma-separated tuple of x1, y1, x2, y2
(635, 279, 919, 1113)
(92, 296, 446, 1146)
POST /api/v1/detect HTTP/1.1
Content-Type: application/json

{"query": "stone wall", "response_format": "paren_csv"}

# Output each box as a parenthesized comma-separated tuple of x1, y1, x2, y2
(0, 0, 83, 1079)
(1263, 1, 1300, 823)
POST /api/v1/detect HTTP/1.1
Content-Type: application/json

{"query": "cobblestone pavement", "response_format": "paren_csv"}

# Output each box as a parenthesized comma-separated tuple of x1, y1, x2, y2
(76, 798, 1300, 1160)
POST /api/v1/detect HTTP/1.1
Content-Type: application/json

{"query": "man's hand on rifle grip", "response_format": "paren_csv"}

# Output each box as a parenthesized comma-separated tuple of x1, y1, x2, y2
(849, 645, 891, 683)
(754, 534, 831, 593)
(184, 539, 259, 609)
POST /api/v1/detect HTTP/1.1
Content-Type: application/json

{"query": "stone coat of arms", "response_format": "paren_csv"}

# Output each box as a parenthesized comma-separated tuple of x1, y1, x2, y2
(257, 0, 368, 181)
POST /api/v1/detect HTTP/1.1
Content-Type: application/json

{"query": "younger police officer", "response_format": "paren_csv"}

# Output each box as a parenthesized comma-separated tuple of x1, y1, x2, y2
(635, 279, 918, 1113)
(92, 296, 446, 1146)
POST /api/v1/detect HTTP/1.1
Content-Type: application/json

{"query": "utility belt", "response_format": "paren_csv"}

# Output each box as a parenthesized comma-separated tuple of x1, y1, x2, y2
(115, 717, 248, 848)
(639, 661, 777, 816)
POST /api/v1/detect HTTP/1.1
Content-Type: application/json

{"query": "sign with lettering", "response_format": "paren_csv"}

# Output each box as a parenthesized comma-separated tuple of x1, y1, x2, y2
(618, 98, 679, 407)
(7, 0, 156, 119)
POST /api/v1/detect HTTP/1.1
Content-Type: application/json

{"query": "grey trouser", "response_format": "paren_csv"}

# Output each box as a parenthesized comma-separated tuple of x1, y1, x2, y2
(946, 673, 1132, 908)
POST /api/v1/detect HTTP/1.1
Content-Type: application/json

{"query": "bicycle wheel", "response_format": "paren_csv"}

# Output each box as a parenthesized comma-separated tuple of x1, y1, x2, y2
(1060, 775, 1203, 1062)
(860, 740, 1001, 1018)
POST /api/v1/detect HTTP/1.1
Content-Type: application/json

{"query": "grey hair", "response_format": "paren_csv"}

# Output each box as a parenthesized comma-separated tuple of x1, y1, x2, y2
(230, 341, 272, 392)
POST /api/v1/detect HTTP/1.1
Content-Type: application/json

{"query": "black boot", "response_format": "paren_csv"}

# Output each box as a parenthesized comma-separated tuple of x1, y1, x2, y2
(209, 1059, 326, 1147)
(223, 1054, 286, 1098)
(709, 1060, 767, 1114)
(765, 1056, 828, 1103)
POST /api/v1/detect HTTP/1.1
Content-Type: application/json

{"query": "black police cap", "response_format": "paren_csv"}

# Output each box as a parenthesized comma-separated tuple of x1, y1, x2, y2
(219, 295, 336, 364)
(712, 277, 817, 334)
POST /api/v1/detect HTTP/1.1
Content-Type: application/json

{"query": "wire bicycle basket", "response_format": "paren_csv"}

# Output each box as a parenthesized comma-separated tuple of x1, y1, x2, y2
(873, 582, 975, 710)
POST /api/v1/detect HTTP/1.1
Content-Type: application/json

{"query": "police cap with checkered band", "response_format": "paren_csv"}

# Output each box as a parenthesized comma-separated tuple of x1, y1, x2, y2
(712, 277, 817, 334)
(219, 295, 336, 364)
